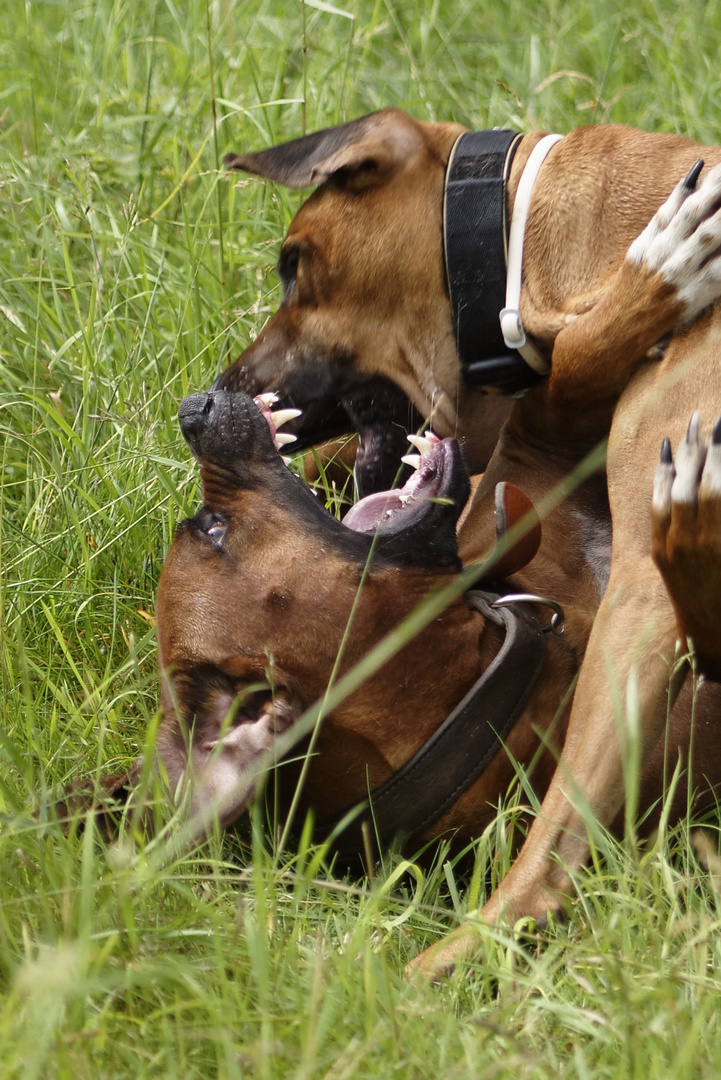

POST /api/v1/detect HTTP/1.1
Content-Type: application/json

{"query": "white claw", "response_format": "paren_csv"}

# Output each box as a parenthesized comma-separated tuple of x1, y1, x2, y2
(275, 432, 297, 447)
(407, 434, 434, 454)
(401, 453, 422, 470)
(687, 410, 701, 442)
(271, 408, 302, 429)
(256, 392, 279, 407)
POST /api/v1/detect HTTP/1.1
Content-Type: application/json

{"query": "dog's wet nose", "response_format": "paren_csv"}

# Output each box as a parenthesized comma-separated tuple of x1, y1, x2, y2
(178, 392, 218, 440)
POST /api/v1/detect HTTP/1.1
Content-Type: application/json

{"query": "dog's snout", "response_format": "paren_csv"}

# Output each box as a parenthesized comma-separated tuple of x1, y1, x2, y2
(178, 392, 218, 440)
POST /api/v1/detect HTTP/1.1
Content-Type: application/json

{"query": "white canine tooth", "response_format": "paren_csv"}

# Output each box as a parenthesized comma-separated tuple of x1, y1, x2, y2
(271, 408, 302, 429)
(401, 453, 422, 470)
(275, 432, 297, 446)
(407, 434, 434, 454)
(256, 392, 279, 407)
(281, 455, 293, 466)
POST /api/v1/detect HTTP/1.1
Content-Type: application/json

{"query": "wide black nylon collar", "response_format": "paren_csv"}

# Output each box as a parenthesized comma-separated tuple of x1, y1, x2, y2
(317, 590, 546, 858)
(443, 129, 543, 394)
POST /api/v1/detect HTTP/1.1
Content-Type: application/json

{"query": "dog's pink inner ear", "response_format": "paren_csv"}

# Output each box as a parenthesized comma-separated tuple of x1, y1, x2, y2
(224, 109, 423, 190)
(491, 482, 542, 578)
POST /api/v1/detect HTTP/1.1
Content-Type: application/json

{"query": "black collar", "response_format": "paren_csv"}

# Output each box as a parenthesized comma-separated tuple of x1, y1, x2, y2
(317, 589, 547, 857)
(443, 129, 543, 394)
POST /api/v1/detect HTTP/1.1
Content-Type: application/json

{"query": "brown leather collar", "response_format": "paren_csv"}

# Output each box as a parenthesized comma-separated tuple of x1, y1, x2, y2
(318, 589, 547, 857)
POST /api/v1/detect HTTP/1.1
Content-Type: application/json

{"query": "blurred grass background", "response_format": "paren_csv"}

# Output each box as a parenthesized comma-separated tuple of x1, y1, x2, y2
(2, 0, 721, 1075)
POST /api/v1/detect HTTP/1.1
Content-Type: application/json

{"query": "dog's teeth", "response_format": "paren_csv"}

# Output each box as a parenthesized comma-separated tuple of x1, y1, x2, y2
(271, 408, 302, 429)
(275, 432, 297, 447)
(401, 454, 422, 470)
(256, 392, 279, 407)
(281, 455, 293, 466)
(399, 494, 411, 504)
(407, 434, 434, 454)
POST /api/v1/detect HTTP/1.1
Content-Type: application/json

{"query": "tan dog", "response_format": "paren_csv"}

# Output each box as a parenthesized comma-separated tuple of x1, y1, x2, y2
(214, 111, 721, 975)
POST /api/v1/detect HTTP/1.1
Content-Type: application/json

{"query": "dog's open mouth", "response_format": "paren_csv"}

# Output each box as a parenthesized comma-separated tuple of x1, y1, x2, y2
(342, 432, 454, 534)
(214, 363, 420, 498)
(256, 397, 459, 539)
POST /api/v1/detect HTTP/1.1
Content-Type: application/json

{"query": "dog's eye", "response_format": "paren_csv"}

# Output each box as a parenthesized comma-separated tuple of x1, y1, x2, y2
(206, 522, 227, 545)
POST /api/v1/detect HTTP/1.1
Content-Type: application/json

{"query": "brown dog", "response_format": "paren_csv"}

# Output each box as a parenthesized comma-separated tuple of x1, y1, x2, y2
(146, 389, 721, 868)
(214, 111, 721, 974)
(151, 390, 575, 848)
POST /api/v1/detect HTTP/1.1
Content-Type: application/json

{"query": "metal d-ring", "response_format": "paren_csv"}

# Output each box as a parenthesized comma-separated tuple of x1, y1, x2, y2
(490, 593, 565, 635)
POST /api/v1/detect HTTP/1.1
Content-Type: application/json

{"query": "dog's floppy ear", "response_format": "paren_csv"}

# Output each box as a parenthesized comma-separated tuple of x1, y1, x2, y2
(224, 108, 424, 190)
(491, 482, 542, 579)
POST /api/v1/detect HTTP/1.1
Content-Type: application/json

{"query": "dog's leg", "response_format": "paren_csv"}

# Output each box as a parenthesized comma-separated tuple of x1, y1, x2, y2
(544, 162, 721, 411)
(409, 551, 680, 980)
(410, 368, 721, 981)
(653, 413, 721, 680)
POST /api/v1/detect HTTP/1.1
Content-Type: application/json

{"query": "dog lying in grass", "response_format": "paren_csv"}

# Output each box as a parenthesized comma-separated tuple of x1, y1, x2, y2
(89, 388, 721, 914)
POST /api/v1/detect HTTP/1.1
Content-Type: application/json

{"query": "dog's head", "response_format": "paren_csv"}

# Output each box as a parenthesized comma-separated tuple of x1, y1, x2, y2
(156, 389, 475, 830)
(216, 110, 513, 495)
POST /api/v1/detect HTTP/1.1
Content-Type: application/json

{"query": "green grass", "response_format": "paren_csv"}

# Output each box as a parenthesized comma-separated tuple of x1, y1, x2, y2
(3, 0, 721, 1075)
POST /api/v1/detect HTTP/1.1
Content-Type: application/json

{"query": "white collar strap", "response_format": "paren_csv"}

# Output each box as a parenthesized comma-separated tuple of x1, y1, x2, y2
(500, 133, 564, 374)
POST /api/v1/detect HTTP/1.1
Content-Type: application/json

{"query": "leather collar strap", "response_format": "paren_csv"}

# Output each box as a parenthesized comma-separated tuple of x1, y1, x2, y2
(320, 590, 546, 857)
(443, 129, 560, 392)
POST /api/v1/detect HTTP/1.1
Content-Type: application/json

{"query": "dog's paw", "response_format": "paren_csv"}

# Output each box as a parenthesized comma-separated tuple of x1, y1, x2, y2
(628, 160, 721, 323)
(652, 412, 721, 679)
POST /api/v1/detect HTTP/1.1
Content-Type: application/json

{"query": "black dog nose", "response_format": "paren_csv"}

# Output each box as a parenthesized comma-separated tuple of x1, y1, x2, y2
(178, 392, 216, 438)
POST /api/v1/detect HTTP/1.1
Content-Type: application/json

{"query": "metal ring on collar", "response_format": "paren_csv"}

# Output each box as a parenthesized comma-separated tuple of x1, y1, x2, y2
(490, 592, 565, 635)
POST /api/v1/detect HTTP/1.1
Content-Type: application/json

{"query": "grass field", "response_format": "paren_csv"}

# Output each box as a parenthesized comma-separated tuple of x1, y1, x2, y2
(3, 0, 721, 1075)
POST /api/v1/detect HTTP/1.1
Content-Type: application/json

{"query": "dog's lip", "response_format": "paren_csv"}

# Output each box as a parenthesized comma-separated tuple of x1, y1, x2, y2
(343, 438, 456, 533)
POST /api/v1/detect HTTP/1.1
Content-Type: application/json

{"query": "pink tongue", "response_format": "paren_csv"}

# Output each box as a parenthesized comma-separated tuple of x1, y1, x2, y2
(343, 491, 406, 532)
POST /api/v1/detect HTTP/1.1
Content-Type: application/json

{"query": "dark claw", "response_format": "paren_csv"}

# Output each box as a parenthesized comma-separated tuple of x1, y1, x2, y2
(713, 417, 721, 445)
(660, 436, 673, 464)
(684, 159, 705, 190)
